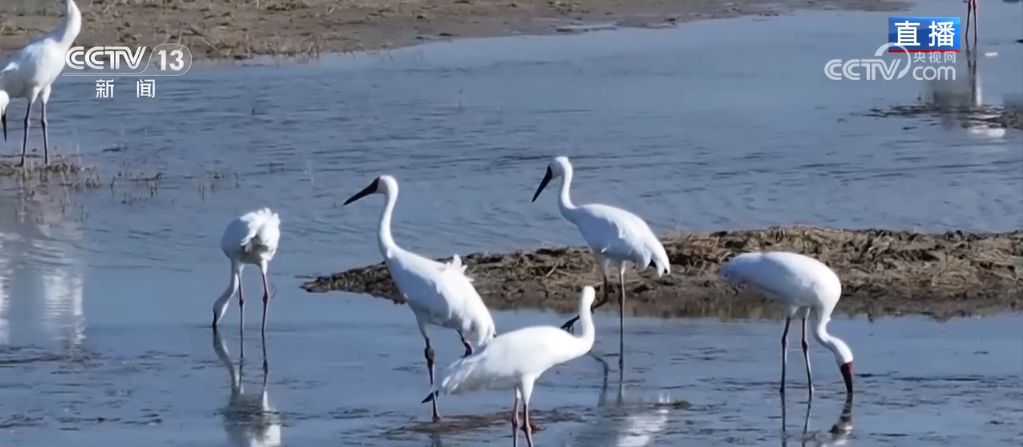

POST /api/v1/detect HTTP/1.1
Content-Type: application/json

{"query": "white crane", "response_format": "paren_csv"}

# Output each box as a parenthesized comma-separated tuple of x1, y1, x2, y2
(718, 251, 854, 397)
(212, 208, 281, 335)
(212, 331, 282, 447)
(530, 156, 669, 370)
(421, 286, 597, 447)
(342, 175, 497, 423)
(0, 0, 82, 166)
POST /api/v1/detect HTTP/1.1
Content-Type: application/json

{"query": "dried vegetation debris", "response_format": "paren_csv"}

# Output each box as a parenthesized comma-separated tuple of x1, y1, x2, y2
(302, 226, 1023, 320)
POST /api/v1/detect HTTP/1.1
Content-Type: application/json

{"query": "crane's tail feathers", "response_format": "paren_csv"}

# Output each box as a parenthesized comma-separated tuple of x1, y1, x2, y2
(251, 207, 281, 226)
(440, 254, 473, 281)
(448, 255, 468, 273)
(421, 390, 440, 404)
(432, 351, 487, 396)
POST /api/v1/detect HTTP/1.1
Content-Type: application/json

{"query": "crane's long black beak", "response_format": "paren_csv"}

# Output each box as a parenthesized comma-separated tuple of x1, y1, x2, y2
(343, 180, 378, 206)
(2, 112, 7, 142)
(531, 167, 553, 203)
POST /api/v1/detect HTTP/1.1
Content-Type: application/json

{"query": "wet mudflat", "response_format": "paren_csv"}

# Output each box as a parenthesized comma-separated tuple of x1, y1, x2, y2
(1, 0, 1022, 446)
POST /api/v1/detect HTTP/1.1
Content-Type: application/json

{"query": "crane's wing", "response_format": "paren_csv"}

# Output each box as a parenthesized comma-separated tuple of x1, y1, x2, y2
(429, 325, 573, 398)
(721, 253, 809, 299)
(576, 204, 662, 261)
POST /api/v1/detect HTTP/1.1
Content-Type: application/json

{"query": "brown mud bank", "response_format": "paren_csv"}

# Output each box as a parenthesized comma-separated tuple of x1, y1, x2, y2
(865, 105, 1023, 131)
(0, 156, 83, 177)
(1, 0, 908, 61)
(302, 227, 1023, 320)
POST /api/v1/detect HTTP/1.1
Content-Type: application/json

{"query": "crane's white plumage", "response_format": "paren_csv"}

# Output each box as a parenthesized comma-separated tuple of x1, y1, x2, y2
(423, 286, 597, 447)
(0, 0, 81, 166)
(531, 156, 669, 369)
(213, 208, 281, 334)
(719, 251, 854, 396)
(343, 175, 496, 422)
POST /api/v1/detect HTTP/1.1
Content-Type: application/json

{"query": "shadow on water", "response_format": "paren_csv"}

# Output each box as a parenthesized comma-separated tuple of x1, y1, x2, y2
(211, 331, 282, 447)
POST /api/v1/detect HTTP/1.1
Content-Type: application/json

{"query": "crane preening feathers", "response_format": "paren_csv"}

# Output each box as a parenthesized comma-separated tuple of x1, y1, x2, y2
(212, 208, 281, 335)
(0, 0, 82, 166)
(719, 251, 854, 397)
(422, 286, 597, 447)
(343, 175, 497, 423)
(531, 156, 669, 370)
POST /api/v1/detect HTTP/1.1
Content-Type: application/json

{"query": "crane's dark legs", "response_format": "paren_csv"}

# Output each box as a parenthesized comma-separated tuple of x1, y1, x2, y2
(618, 269, 625, 370)
(972, 0, 978, 45)
(260, 268, 270, 335)
(425, 339, 440, 422)
(780, 317, 792, 395)
(561, 272, 610, 332)
(458, 331, 473, 358)
(18, 99, 32, 167)
(965, 0, 977, 47)
(801, 317, 814, 399)
(965, 1, 971, 47)
(971, 0, 978, 46)
(511, 395, 520, 447)
(238, 281, 245, 332)
(522, 402, 535, 447)
(40, 99, 49, 165)
(262, 334, 269, 383)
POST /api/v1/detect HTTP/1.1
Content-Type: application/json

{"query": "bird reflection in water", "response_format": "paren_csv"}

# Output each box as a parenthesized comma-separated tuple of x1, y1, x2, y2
(920, 39, 1007, 138)
(212, 331, 282, 447)
(0, 194, 85, 350)
(561, 351, 671, 447)
(0, 246, 9, 345)
(781, 397, 853, 447)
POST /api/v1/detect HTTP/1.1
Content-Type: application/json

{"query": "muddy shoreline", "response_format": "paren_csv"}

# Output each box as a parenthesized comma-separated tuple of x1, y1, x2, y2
(864, 105, 1023, 131)
(1, 0, 909, 61)
(302, 227, 1023, 320)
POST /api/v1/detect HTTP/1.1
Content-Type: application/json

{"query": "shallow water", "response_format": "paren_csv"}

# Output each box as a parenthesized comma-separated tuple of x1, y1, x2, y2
(1, 0, 1022, 445)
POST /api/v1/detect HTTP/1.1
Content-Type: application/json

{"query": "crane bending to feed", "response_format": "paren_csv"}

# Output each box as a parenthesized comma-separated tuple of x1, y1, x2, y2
(343, 175, 497, 423)
(422, 286, 597, 447)
(531, 156, 669, 370)
(0, 0, 81, 166)
(212, 208, 281, 336)
(718, 251, 854, 397)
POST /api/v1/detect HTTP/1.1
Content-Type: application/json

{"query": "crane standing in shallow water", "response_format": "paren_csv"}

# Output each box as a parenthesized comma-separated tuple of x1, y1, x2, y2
(718, 251, 855, 398)
(0, 0, 82, 166)
(343, 175, 497, 423)
(212, 208, 281, 337)
(530, 156, 669, 371)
